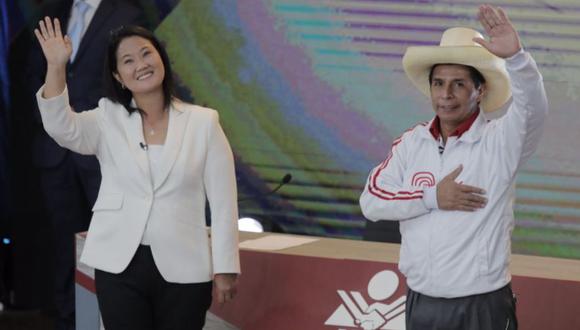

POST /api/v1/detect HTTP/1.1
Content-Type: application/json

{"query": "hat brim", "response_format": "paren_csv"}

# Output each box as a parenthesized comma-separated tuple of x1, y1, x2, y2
(402, 46, 511, 113)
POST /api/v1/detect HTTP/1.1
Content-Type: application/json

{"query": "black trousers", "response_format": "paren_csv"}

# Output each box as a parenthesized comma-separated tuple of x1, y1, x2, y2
(406, 284, 517, 330)
(95, 245, 213, 330)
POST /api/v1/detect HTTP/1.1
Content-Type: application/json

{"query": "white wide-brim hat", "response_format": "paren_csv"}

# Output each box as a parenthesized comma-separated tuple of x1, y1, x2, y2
(402, 27, 511, 113)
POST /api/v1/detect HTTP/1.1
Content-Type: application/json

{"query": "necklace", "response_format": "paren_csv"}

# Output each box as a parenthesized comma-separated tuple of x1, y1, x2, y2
(142, 114, 165, 136)
(142, 120, 155, 136)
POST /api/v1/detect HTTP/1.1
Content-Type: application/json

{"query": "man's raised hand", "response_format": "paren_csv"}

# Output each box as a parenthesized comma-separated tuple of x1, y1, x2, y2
(473, 5, 521, 59)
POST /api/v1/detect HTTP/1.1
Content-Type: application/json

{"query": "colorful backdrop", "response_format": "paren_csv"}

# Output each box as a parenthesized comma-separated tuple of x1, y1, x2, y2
(156, 0, 580, 259)
(11, 0, 580, 260)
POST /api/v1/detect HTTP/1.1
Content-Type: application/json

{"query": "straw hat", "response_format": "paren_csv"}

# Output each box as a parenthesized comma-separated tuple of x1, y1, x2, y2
(402, 27, 511, 113)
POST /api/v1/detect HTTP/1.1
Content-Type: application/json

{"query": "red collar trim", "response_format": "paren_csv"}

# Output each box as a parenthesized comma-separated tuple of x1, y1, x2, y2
(429, 117, 442, 140)
(429, 110, 480, 140)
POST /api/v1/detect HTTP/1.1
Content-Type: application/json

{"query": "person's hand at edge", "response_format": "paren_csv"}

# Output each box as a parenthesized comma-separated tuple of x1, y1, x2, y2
(214, 273, 239, 304)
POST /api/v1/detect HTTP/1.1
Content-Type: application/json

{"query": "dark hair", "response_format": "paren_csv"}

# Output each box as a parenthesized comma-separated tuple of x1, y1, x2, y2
(428, 64, 486, 89)
(103, 25, 175, 115)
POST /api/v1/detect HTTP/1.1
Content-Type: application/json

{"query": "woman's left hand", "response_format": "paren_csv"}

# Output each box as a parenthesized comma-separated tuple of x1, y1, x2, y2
(214, 273, 239, 304)
(35, 17, 72, 68)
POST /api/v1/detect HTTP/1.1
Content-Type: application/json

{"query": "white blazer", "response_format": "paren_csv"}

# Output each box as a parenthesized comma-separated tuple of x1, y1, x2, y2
(36, 86, 240, 283)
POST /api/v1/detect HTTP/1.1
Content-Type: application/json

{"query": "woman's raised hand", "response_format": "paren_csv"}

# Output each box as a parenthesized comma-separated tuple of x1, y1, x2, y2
(34, 17, 72, 67)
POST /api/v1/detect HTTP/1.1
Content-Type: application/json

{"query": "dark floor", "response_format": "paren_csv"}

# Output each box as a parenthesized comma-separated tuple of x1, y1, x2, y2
(0, 309, 55, 330)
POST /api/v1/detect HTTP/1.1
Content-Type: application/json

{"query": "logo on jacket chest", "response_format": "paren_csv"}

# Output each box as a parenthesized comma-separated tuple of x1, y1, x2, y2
(411, 171, 436, 187)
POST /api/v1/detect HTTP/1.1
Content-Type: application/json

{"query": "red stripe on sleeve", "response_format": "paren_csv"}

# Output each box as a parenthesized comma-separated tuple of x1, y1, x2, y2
(367, 123, 427, 201)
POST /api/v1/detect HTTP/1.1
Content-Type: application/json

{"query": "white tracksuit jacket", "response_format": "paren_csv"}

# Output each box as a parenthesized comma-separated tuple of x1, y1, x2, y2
(360, 50, 548, 298)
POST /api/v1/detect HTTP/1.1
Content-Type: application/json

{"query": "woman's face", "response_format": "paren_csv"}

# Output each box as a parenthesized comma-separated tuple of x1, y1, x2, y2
(114, 36, 165, 96)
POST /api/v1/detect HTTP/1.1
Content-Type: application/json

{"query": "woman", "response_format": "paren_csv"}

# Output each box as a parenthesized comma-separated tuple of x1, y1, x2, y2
(34, 17, 240, 329)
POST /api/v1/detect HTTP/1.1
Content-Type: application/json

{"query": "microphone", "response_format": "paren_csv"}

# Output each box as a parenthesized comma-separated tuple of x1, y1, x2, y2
(139, 142, 148, 151)
(272, 173, 292, 194)
(238, 173, 292, 202)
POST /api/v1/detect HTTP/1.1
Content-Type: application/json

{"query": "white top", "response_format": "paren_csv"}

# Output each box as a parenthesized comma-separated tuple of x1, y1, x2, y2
(360, 50, 548, 298)
(67, 0, 102, 39)
(141, 144, 164, 245)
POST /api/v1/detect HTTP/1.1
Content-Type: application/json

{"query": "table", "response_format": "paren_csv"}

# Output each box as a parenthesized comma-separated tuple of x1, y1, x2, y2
(76, 231, 580, 330)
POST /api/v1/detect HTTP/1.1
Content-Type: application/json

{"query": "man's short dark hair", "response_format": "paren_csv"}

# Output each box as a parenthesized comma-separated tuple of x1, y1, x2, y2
(428, 64, 486, 88)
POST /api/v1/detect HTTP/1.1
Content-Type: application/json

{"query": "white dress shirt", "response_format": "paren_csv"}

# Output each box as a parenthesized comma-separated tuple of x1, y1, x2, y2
(141, 144, 164, 245)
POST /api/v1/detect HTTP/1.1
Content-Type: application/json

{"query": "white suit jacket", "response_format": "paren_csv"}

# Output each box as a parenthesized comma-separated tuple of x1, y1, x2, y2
(37, 86, 240, 283)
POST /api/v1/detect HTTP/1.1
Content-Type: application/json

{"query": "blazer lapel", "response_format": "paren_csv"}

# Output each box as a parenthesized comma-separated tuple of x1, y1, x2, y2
(153, 103, 189, 190)
(122, 110, 152, 182)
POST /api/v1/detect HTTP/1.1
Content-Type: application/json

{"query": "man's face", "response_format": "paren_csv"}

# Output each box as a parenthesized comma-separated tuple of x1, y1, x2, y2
(430, 64, 485, 127)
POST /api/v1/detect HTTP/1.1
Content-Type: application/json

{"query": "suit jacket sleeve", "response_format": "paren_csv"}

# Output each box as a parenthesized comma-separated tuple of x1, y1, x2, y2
(203, 111, 241, 274)
(35, 85, 101, 155)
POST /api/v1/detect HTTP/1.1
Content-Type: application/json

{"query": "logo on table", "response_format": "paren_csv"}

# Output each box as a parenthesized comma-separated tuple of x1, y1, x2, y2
(411, 172, 435, 187)
(325, 270, 406, 330)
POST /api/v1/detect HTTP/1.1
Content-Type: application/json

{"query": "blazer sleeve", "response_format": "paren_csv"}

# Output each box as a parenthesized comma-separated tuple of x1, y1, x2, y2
(35, 85, 101, 155)
(203, 111, 241, 274)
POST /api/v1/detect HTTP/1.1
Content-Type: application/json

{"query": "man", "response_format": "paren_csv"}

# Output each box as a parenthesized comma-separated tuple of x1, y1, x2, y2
(13, 1, 144, 329)
(360, 5, 548, 329)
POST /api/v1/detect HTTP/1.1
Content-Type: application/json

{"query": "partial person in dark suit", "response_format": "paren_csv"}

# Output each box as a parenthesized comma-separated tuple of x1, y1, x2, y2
(21, 1, 145, 329)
